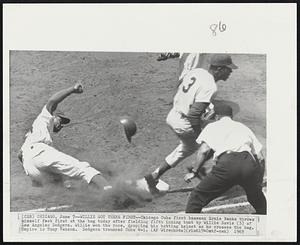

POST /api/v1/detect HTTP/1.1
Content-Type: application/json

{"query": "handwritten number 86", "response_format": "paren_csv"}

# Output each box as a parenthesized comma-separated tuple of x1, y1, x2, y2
(210, 21, 226, 36)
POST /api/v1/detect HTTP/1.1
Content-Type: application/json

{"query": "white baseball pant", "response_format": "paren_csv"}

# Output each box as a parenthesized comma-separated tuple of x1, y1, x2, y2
(165, 109, 200, 167)
(22, 143, 100, 185)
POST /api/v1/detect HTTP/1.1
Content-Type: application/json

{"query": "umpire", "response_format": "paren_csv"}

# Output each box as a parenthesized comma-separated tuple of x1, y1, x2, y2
(184, 104, 266, 214)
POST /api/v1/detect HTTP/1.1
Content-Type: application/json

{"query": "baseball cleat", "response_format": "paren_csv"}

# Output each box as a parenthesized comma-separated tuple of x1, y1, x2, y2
(125, 177, 169, 197)
(144, 174, 160, 194)
(142, 175, 170, 196)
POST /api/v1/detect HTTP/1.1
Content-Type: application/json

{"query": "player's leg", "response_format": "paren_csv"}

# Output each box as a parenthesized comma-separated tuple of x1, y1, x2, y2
(239, 154, 267, 214)
(144, 110, 199, 193)
(164, 132, 199, 168)
(33, 145, 111, 191)
(23, 147, 62, 187)
(89, 174, 111, 191)
(55, 158, 111, 192)
(23, 159, 45, 187)
(243, 184, 266, 215)
(145, 135, 199, 193)
(53, 157, 110, 191)
(185, 153, 243, 213)
(185, 163, 235, 213)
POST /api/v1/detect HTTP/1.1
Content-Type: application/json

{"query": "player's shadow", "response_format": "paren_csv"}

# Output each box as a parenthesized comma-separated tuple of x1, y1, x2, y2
(212, 99, 240, 116)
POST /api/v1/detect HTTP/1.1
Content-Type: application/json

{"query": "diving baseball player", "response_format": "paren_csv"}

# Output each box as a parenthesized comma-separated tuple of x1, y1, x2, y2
(17, 83, 111, 191)
(184, 104, 266, 214)
(144, 54, 238, 194)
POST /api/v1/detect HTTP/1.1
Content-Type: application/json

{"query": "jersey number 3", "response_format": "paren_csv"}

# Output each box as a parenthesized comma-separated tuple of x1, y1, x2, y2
(182, 77, 196, 93)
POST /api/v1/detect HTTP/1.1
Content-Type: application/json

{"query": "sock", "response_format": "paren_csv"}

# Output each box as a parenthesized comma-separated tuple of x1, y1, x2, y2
(151, 162, 171, 180)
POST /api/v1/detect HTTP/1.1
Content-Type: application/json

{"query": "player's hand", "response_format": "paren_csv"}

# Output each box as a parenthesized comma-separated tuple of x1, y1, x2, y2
(184, 172, 196, 183)
(73, 83, 83, 93)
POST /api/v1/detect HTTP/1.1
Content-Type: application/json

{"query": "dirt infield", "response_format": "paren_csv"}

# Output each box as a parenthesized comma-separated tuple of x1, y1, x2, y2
(9, 51, 266, 213)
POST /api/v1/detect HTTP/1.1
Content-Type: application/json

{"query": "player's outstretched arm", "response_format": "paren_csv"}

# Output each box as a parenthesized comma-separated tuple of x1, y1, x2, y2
(46, 83, 83, 114)
(184, 142, 211, 183)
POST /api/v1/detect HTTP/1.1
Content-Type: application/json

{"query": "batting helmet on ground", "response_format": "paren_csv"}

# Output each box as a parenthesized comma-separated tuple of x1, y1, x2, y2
(120, 117, 137, 143)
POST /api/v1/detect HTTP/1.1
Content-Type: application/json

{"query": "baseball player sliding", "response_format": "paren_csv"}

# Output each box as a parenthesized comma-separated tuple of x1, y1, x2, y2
(17, 83, 111, 192)
(144, 54, 238, 194)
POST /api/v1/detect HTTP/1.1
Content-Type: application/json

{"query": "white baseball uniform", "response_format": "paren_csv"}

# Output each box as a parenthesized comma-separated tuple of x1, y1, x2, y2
(165, 68, 217, 167)
(20, 105, 100, 186)
(178, 53, 215, 119)
(196, 117, 263, 160)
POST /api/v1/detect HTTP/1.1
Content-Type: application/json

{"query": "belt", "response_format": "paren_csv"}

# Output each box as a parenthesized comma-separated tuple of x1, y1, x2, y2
(217, 151, 256, 162)
(217, 150, 234, 160)
(178, 111, 207, 126)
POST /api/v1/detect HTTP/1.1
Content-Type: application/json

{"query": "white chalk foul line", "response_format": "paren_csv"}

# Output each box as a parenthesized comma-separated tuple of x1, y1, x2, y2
(200, 189, 267, 213)
(180, 190, 267, 213)
(23, 205, 72, 212)
(177, 201, 251, 214)
(202, 201, 250, 212)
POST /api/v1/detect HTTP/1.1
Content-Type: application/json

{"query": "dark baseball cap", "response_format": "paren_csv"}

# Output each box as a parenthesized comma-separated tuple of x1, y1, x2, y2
(214, 104, 233, 117)
(210, 54, 238, 69)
